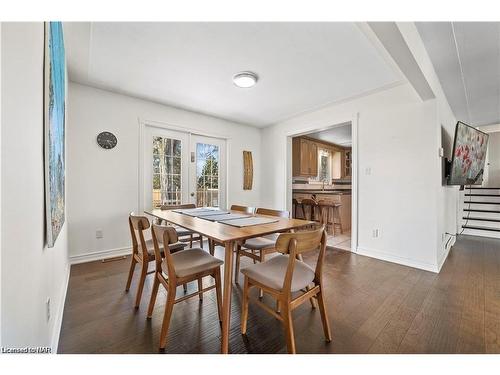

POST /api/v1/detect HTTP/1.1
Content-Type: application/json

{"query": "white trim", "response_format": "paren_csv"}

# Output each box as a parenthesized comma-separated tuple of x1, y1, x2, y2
(437, 236, 455, 273)
(50, 264, 70, 353)
(356, 246, 439, 273)
(69, 246, 132, 265)
(284, 115, 359, 253)
(351, 113, 359, 252)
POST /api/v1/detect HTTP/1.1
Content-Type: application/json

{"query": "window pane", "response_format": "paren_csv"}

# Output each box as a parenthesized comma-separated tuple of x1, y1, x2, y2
(153, 174, 161, 189)
(165, 156, 172, 174)
(172, 175, 180, 190)
(153, 137, 162, 155)
(165, 138, 172, 156)
(173, 157, 181, 175)
(173, 139, 181, 157)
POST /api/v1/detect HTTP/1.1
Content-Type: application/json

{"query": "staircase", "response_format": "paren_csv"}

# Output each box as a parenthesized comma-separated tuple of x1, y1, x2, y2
(461, 187, 500, 238)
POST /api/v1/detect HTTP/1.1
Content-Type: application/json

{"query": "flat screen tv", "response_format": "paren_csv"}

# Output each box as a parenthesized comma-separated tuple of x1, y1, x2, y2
(448, 121, 489, 186)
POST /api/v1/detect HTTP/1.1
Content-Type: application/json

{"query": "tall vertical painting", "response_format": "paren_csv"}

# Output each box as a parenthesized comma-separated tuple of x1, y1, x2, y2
(44, 22, 66, 248)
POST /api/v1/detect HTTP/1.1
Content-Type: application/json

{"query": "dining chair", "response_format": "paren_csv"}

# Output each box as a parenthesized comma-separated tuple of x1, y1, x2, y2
(208, 204, 256, 256)
(240, 226, 331, 354)
(147, 223, 223, 350)
(160, 203, 204, 248)
(125, 213, 186, 308)
(234, 208, 289, 285)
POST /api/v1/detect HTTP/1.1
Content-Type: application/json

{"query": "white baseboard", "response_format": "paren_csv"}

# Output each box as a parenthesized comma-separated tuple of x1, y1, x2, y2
(356, 246, 439, 273)
(50, 264, 70, 353)
(69, 246, 132, 265)
(437, 235, 455, 273)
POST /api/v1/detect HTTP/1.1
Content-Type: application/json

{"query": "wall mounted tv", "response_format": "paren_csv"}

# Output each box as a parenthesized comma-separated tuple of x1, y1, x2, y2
(448, 121, 489, 186)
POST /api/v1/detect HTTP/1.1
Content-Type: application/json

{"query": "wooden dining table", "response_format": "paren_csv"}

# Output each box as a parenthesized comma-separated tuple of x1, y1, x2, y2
(145, 208, 313, 353)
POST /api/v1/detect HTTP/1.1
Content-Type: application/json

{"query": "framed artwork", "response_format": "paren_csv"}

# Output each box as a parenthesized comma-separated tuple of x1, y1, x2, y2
(44, 22, 66, 248)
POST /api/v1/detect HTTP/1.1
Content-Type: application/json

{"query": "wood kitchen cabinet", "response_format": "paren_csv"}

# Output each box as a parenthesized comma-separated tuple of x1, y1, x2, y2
(292, 137, 318, 177)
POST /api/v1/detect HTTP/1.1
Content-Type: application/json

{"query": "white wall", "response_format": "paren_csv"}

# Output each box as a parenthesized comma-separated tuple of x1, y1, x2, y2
(67, 83, 262, 260)
(396, 23, 459, 269)
(262, 82, 442, 272)
(1, 23, 69, 351)
(483, 132, 500, 187)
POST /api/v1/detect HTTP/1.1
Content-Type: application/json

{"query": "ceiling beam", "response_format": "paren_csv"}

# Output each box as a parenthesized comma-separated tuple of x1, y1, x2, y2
(368, 22, 435, 101)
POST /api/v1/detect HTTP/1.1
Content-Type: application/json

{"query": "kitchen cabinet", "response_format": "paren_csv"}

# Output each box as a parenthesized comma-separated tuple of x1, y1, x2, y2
(343, 148, 352, 177)
(292, 137, 318, 177)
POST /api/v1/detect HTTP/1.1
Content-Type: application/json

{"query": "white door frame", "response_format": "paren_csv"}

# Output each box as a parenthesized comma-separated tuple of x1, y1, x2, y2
(138, 118, 230, 213)
(284, 113, 359, 253)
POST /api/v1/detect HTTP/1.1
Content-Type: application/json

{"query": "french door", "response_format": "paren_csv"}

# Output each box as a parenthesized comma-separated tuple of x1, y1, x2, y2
(142, 125, 226, 211)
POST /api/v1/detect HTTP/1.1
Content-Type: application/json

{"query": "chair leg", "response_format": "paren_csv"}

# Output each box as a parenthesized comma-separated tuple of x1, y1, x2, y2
(209, 239, 215, 256)
(134, 260, 148, 308)
(125, 256, 137, 292)
(276, 300, 281, 313)
(159, 286, 176, 350)
(214, 268, 223, 323)
(147, 274, 160, 318)
(183, 283, 188, 293)
(259, 252, 265, 299)
(317, 287, 332, 342)
(199, 235, 204, 249)
(197, 278, 203, 301)
(189, 234, 193, 248)
(234, 248, 241, 284)
(241, 276, 250, 335)
(282, 302, 296, 354)
(251, 250, 257, 264)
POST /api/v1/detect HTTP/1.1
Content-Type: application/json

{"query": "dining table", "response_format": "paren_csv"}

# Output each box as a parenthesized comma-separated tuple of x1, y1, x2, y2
(145, 208, 313, 353)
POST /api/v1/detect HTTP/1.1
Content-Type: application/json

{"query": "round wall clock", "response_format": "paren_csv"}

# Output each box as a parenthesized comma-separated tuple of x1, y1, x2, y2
(96, 131, 117, 149)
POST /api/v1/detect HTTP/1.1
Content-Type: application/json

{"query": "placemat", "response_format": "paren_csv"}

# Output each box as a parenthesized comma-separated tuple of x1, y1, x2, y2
(219, 216, 279, 227)
(200, 213, 251, 222)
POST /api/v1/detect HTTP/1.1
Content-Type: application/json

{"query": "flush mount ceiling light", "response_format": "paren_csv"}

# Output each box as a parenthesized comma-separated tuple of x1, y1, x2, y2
(233, 71, 258, 88)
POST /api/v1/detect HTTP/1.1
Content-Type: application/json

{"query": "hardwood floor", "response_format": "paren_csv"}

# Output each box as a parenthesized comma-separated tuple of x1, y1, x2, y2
(58, 235, 500, 354)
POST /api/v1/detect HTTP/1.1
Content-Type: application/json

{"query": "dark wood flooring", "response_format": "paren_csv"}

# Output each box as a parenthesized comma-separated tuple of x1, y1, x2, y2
(58, 235, 500, 354)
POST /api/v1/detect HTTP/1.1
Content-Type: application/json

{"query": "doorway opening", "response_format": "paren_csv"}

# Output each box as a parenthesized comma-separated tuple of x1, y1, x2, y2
(290, 122, 353, 251)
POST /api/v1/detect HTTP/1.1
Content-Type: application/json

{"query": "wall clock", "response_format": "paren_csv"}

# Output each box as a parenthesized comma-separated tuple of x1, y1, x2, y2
(96, 131, 117, 149)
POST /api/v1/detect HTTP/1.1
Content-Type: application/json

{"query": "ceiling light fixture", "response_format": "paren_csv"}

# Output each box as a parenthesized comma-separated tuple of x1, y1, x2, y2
(233, 71, 258, 88)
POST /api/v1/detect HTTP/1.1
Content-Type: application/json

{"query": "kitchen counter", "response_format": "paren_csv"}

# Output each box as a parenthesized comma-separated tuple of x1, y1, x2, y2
(293, 189, 351, 195)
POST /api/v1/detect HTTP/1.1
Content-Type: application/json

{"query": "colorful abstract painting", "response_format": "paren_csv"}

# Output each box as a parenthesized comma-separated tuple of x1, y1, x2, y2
(450, 122, 489, 186)
(44, 22, 66, 248)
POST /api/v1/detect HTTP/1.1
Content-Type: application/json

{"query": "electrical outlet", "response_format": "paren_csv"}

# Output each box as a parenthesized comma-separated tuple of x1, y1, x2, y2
(96, 230, 103, 239)
(372, 229, 379, 238)
(46, 298, 51, 321)
(365, 167, 372, 175)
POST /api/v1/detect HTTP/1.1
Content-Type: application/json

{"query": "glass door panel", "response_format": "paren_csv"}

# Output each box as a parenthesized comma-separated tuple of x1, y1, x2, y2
(190, 135, 226, 208)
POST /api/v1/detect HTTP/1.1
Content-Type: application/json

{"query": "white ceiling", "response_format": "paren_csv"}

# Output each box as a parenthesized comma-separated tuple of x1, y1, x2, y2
(306, 123, 352, 146)
(63, 22, 401, 127)
(416, 22, 500, 127)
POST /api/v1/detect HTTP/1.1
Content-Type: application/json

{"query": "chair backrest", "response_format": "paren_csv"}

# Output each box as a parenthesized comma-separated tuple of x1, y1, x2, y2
(256, 207, 290, 218)
(230, 204, 255, 214)
(300, 198, 317, 206)
(128, 212, 151, 257)
(275, 225, 327, 291)
(151, 223, 179, 275)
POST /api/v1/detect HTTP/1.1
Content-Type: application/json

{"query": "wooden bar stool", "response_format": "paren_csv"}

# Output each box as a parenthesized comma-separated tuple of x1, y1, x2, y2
(300, 198, 319, 229)
(292, 198, 304, 219)
(317, 200, 343, 235)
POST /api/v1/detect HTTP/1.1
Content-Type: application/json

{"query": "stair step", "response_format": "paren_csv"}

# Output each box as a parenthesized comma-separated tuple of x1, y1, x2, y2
(465, 194, 500, 197)
(462, 217, 500, 223)
(469, 187, 500, 189)
(463, 201, 500, 205)
(463, 208, 500, 213)
(462, 225, 500, 232)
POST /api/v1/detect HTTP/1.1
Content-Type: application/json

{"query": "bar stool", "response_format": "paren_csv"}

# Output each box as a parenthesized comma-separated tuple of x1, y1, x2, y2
(292, 198, 304, 219)
(317, 200, 343, 236)
(300, 198, 319, 227)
